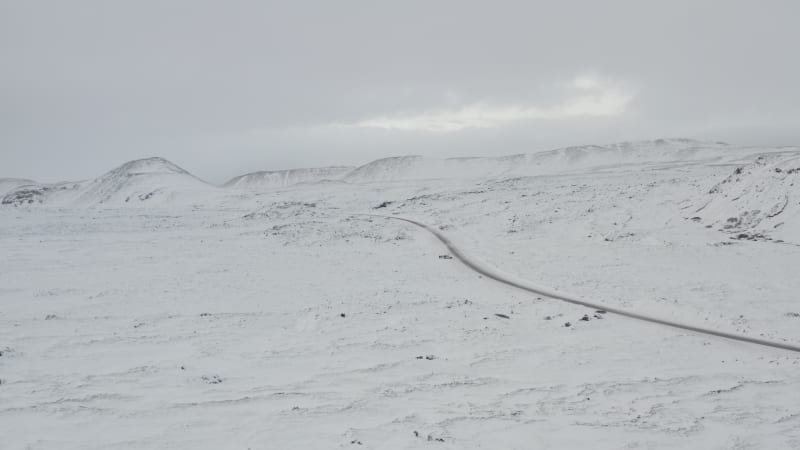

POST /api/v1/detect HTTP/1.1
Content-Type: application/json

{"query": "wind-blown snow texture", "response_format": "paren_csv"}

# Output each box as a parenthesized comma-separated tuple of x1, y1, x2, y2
(1, 140, 800, 449)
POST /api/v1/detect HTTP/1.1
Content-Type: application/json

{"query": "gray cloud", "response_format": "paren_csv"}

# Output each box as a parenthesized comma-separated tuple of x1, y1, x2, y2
(2, 0, 799, 183)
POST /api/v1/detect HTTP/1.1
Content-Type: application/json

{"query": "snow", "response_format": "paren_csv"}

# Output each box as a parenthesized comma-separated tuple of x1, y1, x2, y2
(689, 152, 800, 243)
(342, 139, 778, 183)
(225, 166, 354, 190)
(0, 178, 36, 197)
(1, 140, 800, 449)
(2, 157, 216, 207)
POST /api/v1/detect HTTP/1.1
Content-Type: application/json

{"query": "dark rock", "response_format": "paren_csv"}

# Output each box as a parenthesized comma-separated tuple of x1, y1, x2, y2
(201, 375, 223, 384)
(2, 188, 48, 206)
(495, 313, 510, 319)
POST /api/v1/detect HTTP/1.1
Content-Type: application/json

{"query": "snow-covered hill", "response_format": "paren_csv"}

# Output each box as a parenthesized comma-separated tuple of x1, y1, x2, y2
(225, 166, 353, 189)
(689, 152, 800, 242)
(342, 139, 779, 183)
(77, 157, 212, 205)
(4, 140, 792, 208)
(1, 157, 214, 206)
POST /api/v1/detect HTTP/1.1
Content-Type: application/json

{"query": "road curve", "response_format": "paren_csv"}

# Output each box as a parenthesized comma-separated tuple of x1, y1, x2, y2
(364, 214, 800, 354)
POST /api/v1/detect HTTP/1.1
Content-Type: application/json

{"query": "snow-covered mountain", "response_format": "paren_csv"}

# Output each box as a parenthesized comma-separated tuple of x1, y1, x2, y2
(222, 139, 758, 188)
(77, 157, 211, 204)
(4, 139, 799, 207)
(1, 157, 214, 206)
(225, 166, 353, 189)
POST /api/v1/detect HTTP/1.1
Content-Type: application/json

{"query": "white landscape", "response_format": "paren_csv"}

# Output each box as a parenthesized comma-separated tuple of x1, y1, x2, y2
(2, 139, 800, 449)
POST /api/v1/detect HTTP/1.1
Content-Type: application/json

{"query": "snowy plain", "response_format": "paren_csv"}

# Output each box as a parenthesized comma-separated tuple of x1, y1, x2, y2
(1, 139, 800, 449)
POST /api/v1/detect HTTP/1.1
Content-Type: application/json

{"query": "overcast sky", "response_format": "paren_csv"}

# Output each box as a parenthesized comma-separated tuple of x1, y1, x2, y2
(2, 0, 799, 183)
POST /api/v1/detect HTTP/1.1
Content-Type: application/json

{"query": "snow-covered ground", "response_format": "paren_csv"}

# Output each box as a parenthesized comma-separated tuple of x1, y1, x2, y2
(2, 140, 800, 449)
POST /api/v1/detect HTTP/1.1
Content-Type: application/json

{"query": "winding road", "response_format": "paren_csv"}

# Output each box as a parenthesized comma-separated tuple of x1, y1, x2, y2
(369, 214, 800, 354)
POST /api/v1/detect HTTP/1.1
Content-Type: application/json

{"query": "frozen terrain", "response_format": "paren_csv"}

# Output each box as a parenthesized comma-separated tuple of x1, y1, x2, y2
(1, 157, 216, 207)
(226, 166, 355, 190)
(689, 152, 800, 243)
(1, 140, 800, 449)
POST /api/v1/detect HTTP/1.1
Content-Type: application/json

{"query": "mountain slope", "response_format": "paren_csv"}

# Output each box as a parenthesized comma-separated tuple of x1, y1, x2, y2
(77, 157, 211, 204)
(690, 152, 800, 242)
(2, 158, 214, 206)
(342, 139, 755, 183)
(5, 139, 798, 207)
(225, 166, 353, 189)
